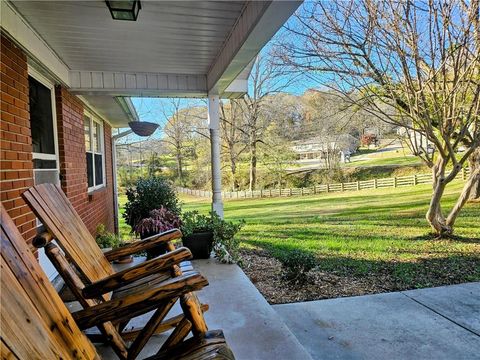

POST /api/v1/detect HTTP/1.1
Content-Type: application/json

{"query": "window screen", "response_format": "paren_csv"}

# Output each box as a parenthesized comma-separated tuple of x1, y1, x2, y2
(29, 76, 55, 155)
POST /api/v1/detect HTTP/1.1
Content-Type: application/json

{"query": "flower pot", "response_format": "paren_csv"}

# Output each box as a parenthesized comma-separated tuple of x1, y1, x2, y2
(182, 231, 213, 259)
(114, 254, 133, 264)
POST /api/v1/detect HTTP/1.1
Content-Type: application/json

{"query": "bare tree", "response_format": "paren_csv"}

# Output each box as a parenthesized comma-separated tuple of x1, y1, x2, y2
(220, 100, 248, 190)
(241, 54, 296, 191)
(279, 0, 480, 236)
(162, 99, 200, 185)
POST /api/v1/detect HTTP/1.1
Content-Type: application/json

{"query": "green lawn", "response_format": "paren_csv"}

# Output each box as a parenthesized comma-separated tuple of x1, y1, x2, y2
(184, 181, 479, 287)
(118, 180, 479, 290)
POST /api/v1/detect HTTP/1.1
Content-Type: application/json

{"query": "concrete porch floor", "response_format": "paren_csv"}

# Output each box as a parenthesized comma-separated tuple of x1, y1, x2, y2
(274, 282, 480, 360)
(96, 258, 312, 360)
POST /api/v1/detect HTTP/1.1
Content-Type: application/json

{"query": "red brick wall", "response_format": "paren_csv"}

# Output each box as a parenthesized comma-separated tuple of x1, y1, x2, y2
(55, 86, 115, 235)
(1, 33, 115, 243)
(0, 33, 36, 243)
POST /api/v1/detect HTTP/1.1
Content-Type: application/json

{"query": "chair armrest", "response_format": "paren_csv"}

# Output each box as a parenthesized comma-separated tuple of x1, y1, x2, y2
(104, 228, 182, 262)
(82, 247, 192, 298)
(73, 272, 208, 329)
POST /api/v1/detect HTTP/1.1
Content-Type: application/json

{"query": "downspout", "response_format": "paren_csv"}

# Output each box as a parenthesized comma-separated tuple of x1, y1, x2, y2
(112, 129, 133, 235)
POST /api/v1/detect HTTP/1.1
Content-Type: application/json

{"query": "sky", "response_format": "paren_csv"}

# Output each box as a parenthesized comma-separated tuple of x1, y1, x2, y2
(120, 8, 319, 144)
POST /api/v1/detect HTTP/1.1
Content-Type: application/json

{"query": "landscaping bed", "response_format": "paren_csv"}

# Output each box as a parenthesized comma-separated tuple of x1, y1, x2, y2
(239, 247, 480, 304)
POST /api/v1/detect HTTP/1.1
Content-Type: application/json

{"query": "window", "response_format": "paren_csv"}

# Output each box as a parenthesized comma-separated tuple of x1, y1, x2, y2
(84, 115, 105, 191)
(28, 73, 59, 186)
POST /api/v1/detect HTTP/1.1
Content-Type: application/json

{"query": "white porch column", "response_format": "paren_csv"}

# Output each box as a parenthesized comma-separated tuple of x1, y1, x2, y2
(208, 94, 224, 218)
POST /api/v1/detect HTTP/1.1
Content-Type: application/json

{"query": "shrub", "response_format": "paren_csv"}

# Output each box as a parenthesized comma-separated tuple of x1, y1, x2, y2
(95, 224, 121, 249)
(123, 176, 181, 229)
(133, 207, 182, 238)
(211, 212, 245, 264)
(277, 249, 317, 284)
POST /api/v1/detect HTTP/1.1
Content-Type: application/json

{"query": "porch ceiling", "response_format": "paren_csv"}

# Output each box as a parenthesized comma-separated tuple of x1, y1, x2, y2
(4, 1, 302, 127)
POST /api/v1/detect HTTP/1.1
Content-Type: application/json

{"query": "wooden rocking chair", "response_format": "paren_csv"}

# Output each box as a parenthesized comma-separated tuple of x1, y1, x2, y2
(1, 203, 235, 360)
(22, 184, 210, 359)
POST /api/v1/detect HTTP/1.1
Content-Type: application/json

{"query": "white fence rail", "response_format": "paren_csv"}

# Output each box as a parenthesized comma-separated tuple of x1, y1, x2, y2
(177, 168, 471, 199)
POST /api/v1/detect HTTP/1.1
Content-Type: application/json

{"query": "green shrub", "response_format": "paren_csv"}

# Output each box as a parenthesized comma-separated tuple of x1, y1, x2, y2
(277, 249, 317, 283)
(123, 176, 180, 229)
(211, 212, 245, 264)
(95, 224, 121, 249)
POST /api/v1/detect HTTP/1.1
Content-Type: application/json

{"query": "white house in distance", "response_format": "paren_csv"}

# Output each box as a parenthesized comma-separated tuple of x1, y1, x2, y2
(292, 134, 359, 163)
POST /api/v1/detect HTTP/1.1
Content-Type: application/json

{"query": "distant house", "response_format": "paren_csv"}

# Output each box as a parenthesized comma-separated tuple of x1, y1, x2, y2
(292, 134, 359, 161)
(396, 127, 434, 155)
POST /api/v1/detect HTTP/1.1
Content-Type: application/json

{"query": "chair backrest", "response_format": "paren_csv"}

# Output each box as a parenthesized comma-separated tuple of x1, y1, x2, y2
(23, 183, 114, 284)
(0, 203, 98, 360)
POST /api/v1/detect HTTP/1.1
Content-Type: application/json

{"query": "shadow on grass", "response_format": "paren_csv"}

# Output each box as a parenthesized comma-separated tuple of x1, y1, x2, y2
(410, 233, 480, 243)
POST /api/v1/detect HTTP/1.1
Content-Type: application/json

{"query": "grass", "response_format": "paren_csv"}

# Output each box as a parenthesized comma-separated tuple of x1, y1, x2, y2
(179, 181, 479, 288)
(118, 180, 479, 291)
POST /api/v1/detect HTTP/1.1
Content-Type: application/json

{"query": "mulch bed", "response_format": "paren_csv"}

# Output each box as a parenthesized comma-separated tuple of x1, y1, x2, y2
(238, 248, 479, 304)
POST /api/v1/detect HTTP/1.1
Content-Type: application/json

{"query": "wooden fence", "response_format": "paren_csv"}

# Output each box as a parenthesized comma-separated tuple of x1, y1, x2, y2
(177, 167, 471, 199)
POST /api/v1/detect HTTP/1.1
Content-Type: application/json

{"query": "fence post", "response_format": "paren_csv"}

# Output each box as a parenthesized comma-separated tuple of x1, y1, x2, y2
(326, 184, 330, 193)
(462, 167, 466, 180)
(394, 177, 397, 188)
(373, 179, 377, 189)
(341, 182, 344, 192)
(413, 174, 417, 186)
(357, 181, 360, 191)
(289, 188, 292, 196)
(301, 188, 304, 196)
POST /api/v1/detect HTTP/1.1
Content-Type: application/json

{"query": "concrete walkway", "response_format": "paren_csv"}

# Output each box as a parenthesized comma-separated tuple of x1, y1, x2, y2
(274, 282, 480, 360)
(97, 258, 312, 360)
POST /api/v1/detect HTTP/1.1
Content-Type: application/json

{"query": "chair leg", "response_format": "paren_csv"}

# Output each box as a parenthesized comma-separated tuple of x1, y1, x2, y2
(180, 292, 208, 336)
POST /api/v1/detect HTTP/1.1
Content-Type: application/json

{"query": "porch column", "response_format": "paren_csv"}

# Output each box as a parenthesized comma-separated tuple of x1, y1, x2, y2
(208, 94, 224, 218)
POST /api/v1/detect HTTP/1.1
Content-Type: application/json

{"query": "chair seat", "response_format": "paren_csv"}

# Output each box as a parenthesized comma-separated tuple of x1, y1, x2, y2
(149, 330, 235, 360)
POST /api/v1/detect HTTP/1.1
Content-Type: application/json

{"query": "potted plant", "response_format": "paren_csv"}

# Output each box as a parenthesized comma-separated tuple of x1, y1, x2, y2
(180, 211, 214, 259)
(134, 207, 182, 259)
(180, 211, 245, 262)
(95, 224, 121, 251)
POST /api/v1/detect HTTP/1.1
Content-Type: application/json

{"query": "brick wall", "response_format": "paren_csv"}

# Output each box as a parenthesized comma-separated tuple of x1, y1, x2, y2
(55, 86, 115, 234)
(1, 32, 116, 243)
(0, 33, 36, 243)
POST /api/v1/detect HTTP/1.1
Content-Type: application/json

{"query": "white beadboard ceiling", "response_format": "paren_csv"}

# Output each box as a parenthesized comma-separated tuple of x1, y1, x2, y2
(12, 1, 245, 74)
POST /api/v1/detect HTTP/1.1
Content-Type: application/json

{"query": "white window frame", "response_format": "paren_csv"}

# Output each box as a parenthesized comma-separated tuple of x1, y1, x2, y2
(28, 67, 61, 282)
(84, 112, 106, 192)
(28, 67, 60, 168)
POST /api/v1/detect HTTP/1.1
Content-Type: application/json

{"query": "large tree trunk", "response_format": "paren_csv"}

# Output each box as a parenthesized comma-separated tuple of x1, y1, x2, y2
(249, 142, 257, 191)
(229, 153, 239, 191)
(249, 130, 257, 191)
(176, 149, 183, 184)
(426, 164, 452, 236)
(468, 147, 480, 200)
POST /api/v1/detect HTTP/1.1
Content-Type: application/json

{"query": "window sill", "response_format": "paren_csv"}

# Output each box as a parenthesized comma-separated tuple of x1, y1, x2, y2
(88, 186, 106, 201)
